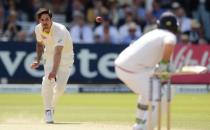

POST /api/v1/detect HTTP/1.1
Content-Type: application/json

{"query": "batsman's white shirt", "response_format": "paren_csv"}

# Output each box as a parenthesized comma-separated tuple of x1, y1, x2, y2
(35, 22, 74, 66)
(115, 29, 176, 72)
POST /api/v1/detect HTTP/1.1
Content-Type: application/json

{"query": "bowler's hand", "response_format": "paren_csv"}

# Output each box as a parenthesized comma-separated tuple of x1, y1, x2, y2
(48, 71, 56, 80)
(30, 61, 40, 69)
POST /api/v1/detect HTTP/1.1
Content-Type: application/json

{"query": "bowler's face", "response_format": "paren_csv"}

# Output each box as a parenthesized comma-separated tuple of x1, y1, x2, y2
(39, 14, 52, 31)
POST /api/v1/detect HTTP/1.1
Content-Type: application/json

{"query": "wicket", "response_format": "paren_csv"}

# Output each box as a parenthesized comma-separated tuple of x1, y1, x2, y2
(147, 76, 172, 130)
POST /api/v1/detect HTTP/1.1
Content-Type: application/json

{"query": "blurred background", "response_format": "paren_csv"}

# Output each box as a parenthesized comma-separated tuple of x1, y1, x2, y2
(0, 0, 210, 87)
(0, 1, 210, 130)
(0, 0, 210, 44)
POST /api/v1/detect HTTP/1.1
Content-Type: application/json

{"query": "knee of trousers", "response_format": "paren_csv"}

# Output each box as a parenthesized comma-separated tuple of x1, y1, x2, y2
(138, 95, 150, 105)
(41, 77, 55, 94)
(54, 86, 65, 96)
(42, 76, 55, 86)
(115, 67, 141, 94)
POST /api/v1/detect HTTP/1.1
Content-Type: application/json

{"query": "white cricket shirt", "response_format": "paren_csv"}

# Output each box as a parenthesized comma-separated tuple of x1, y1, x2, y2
(115, 29, 176, 71)
(35, 22, 74, 66)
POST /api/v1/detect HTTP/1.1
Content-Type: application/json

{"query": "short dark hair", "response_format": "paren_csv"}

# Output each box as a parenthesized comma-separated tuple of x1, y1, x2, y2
(36, 8, 52, 19)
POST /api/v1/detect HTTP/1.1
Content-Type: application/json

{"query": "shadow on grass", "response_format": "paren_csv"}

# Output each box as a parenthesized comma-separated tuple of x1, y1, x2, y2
(53, 122, 84, 125)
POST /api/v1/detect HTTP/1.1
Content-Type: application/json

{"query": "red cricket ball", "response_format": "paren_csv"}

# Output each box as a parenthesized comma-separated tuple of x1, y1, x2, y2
(95, 16, 103, 23)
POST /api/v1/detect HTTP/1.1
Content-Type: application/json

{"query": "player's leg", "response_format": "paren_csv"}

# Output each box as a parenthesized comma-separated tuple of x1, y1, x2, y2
(42, 77, 55, 110)
(123, 72, 160, 130)
(52, 65, 71, 110)
(134, 95, 149, 130)
(115, 66, 153, 130)
(134, 73, 153, 130)
(41, 66, 55, 123)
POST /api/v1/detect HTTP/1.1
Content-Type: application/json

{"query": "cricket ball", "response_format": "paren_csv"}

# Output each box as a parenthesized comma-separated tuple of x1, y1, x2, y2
(95, 16, 103, 23)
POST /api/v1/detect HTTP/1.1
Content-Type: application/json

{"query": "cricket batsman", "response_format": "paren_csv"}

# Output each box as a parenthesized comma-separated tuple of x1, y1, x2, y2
(30, 8, 74, 123)
(115, 12, 179, 130)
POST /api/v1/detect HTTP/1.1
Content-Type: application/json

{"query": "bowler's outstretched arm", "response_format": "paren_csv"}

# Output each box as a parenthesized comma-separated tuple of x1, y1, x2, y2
(31, 42, 44, 69)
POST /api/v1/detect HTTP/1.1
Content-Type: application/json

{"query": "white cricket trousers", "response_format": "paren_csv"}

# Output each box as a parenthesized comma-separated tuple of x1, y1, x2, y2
(42, 64, 71, 110)
(115, 66, 168, 129)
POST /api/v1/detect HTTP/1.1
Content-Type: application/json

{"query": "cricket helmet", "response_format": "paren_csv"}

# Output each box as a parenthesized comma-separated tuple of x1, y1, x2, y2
(157, 11, 179, 33)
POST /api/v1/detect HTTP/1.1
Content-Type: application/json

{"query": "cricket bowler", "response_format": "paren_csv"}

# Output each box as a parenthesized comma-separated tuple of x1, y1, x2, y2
(115, 12, 179, 130)
(30, 8, 74, 123)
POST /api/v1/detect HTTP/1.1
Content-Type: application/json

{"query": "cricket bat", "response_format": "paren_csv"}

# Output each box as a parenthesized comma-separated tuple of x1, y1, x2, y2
(179, 66, 207, 74)
(154, 65, 208, 78)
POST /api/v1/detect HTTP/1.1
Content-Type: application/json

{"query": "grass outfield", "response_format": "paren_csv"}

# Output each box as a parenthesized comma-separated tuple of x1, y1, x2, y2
(0, 93, 210, 130)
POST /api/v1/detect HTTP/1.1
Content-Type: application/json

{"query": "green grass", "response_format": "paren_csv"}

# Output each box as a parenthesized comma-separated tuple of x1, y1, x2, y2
(172, 94, 210, 130)
(0, 93, 210, 130)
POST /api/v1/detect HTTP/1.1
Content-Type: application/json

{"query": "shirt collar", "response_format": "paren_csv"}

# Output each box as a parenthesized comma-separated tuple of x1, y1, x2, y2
(41, 22, 54, 35)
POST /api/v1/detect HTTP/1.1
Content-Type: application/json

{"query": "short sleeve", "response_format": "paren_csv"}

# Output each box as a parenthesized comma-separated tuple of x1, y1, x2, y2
(54, 29, 65, 46)
(163, 34, 177, 45)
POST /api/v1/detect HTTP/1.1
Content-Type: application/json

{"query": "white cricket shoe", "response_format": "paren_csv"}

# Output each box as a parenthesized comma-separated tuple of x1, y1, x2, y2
(45, 110, 54, 124)
(133, 123, 144, 130)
